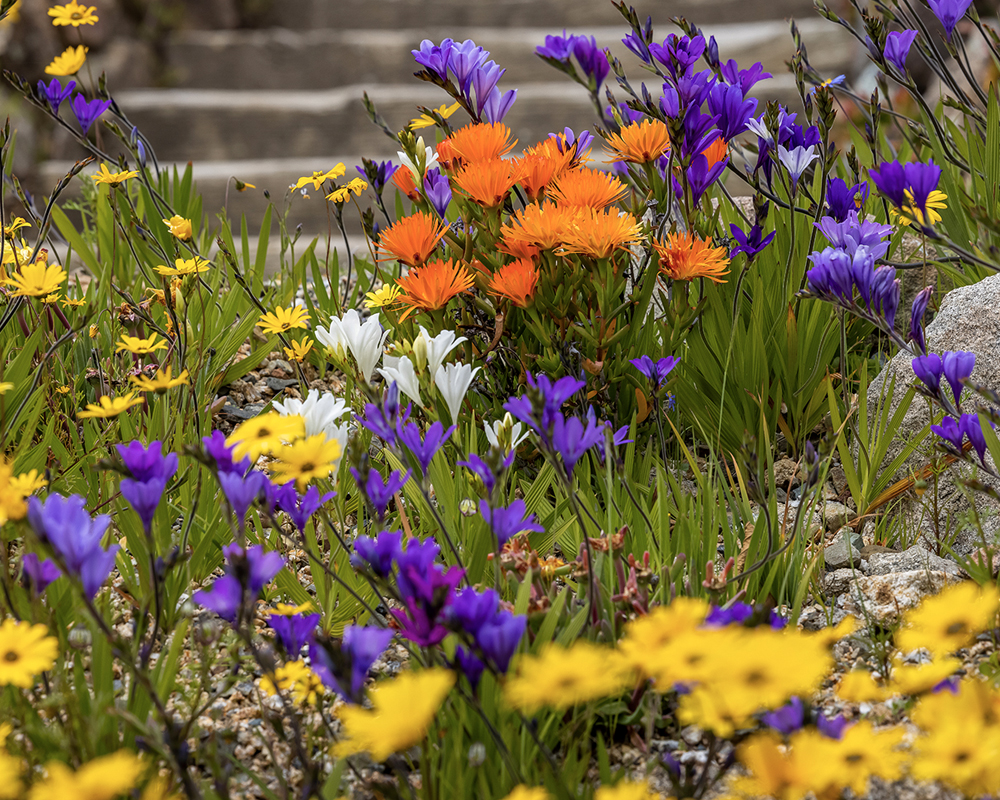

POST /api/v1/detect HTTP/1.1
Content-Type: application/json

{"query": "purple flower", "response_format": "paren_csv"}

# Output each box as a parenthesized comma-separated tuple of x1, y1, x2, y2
(549, 126, 595, 157)
(476, 610, 526, 672)
(551, 413, 606, 476)
(927, 0, 973, 39)
(570, 35, 610, 88)
(817, 713, 849, 739)
(394, 537, 443, 601)
(942, 350, 975, 408)
(708, 83, 757, 142)
(630, 355, 680, 389)
(825, 179, 869, 222)
(479, 499, 544, 546)
(679, 105, 719, 158)
(455, 646, 485, 688)
(202, 431, 251, 475)
(451, 40, 490, 93)
(222, 543, 284, 594)
(351, 530, 403, 577)
(909, 286, 933, 355)
(933, 677, 961, 694)
(778, 144, 819, 191)
(21, 553, 61, 596)
(504, 372, 585, 441)
(116, 440, 178, 533)
(730, 223, 776, 259)
(762, 697, 805, 734)
(471, 59, 504, 115)
(357, 383, 410, 446)
(423, 168, 452, 218)
(412, 38, 453, 82)
(704, 602, 755, 627)
(686, 153, 727, 207)
(350, 467, 410, 519)
(217, 469, 270, 531)
(904, 161, 942, 214)
(392, 554, 465, 647)
(457, 451, 513, 498)
(37, 78, 76, 115)
(960, 414, 988, 465)
(814, 212, 892, 259)
(482, 87, 517, 124)
(931, 415, 965, 452)
(869, 160, 908, 207)
(649, 34, 706, 79)
(274, 483, 336, 533)
(193, 575, 242, 623)
(309, 625, 394, 703)
(267, 612, 320, 658)
(622, 23, 653, 64)
(27, 494, 117, 599)
(720, 60, 772, 96)
(119, 477, 167, 534)
(447, 587, 500, 635)
(536, 31, 575, 61)
(397, 420, 455, 475)
(70, 95, 112, 135)
(884, 30, 919, 73)
(912, 353, 945, 397)
(358, 159, 398, 193)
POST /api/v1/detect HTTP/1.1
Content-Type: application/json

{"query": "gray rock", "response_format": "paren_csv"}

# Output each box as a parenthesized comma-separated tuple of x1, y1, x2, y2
(822, 502, 855, 531)
(845, 570, 963, 625)
(797, 604, 849, 630)
(265, 377, 297, 392)
(865, 544, 963, 577)
(825, 529, 862, 569)
(823, 568, 857, 596)
(773, 457, 800, 490)
(864, 272, 1000, 555)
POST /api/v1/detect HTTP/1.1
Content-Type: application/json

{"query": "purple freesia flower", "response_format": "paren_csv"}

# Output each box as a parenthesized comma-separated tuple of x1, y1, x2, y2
(477, 610, 526, 672)
(267, 611, 320, 658)
(447, 587, 500, 635)
(397, 420, 455, 475)
(195, 544, 284, 623)
(720, 60, 772, 97)
(21, 553, 61, 596)
(193, 575, 242, 623)
(412, 38, 453, 82)
(622, 22, 653, 64)
(931, 415, 965, 452)
(37, 78, 76, 115)
(630, 355, 680, 389)
(536, 31, 575, 61)
(391, 554, 465, 647)
(884, 30, 919, 73)
(202, 430, 251, 475)
(423, 168, 452, 218)
(482, 86, 517, 124)
(679, 105, 719, 158)
(730, 222, 776, 259)
(357, 383, 410, 445)
(351, 530, 403, 577)
(825, 178, 869, 222)
(704, 602, 755, 627)
(814, 212, 892, 259)
(912, 353, 945, 397)
(959, 414, 988, 465)
(358, 159, 398, 193)
(942, 350, 975, 408)
(217, 469, 270, 531)
(394, 537, 443, 600)
(762, 697, 805, 734)
(869, 160, 909, 207)
(479, 499, 544, 546)
(549, 126, 595, 157)
(457, 451, 513, 498)
(70, 95, 112, 135)
(451, 39, 489, 92)
(350, 467, 410, 519)
(817, 713, 849, 739)
(309, 625, 394, 703)
(778, 144, 818, 191)
(471, 59, 504, 114)
(909, 286, 933, 355)
(455, 646, 486, 688)
(708, 83, 757, 142)
(274, 483, 336, 533)
(686, 153, 727, 207)
(504, 372, 585, 441)
(117, 440, 178, 534)
(571, 35, 610, 88)
(27, 494, 117, 599)
(927, 0, 973, 39)
(649, 34, 705, 79)
(905, 161, 941, 214)
(551, 413, 606, 476)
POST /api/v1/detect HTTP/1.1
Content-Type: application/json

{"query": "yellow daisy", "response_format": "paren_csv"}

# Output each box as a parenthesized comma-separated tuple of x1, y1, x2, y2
(6, 261, 66, 297)
(77, 393, 144, 419)
(326, 178, 369, 204)
(410, 101, 462, 130)
(91, 164, 138, 187)
(154, 257, 210, 277)
(258, 305, 310, 335)
(890, 190, 948, 227)
(364, 283, 401, 309)
(47, 1, 98, 26)
(283, 338, 313, 362)
(130, 366, 190, 393)
(162, 215, 193, 240)
(30, 751, 143, 800)
(294, 165, 346, 192)
(0, 619, 58, 688)
(226, 412, 305, 461)
(116, 332, 168, 355)
(260, 660, 324, 706)
(270, 434, 342, 488)
(44, 45, 88, 76)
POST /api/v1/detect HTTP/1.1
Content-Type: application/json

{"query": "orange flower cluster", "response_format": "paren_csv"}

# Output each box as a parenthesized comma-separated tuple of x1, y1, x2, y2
(379, 211, 447, 266)
(395, 258, 474, 320)
(605, 119, 671, 164)
(653, 232, 730, 283)
(488, 258, 539, 308)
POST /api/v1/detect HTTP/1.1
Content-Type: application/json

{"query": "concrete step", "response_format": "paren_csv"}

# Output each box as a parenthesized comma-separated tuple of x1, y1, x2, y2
(252, 0, 818, 29)
(163, 18, 855, 91)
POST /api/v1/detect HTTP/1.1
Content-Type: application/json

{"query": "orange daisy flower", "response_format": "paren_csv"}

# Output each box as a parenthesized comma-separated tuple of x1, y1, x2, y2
(392, 167, 422, 202)
(561, 208, 642, 259)
(436, 137, 458, 171)
(395, 258, 474, 320)
(518, 154, 560, 201)
(499, 238, 542, 261)
(500, 203, 582, 253)
(701, 138, 729, 168)
(547, 168, 629, 209)
(452, 159, 524, 207)
(378, 212, 447, 267)
(605, 119, 671, 164)
(653, 231, 730, 283)
(488, 258, 539, 308)
(445, 122, 517, 166)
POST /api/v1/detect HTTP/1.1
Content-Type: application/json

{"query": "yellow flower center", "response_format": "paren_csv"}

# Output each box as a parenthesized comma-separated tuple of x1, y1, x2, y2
(4, 650, 19, 662)
(71, 11, 82, 18)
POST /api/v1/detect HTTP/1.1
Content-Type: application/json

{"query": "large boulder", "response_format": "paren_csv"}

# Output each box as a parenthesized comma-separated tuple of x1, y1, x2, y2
(865, 272, 1000, 554)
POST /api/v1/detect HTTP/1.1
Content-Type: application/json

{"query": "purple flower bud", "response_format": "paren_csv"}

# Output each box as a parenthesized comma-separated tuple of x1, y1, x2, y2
(267, 612, 320, 658)
(482, 87, 517, 124)
(351, 530, 403, 577)
(909, 286, 933, 355)
(730, 222, 776, 259)
(476, 610, 526, 673)
(942, 350, 975, 408)
(21, 553, 61, 596)
(455, 646, 485, 688)
(912, 353, 945, 397)
(202, 431, 251, 475)
(423, 168, 452, 218)
(959, 414, 988, 465)
(884, 30, 919, 73)
(70, 95, 112, 135)
(762, 696, 805, 735)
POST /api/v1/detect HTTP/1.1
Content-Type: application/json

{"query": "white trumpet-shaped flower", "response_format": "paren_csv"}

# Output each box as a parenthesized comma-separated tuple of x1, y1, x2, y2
(419, 326, 467, 376)
(485, 413, 529, 452)
(397, 136, 439, 180)
(380, 355, 423, 407)
(315, 309, 389, 383)
(273, 389, 350, 441)
(434, 362, 480, 424)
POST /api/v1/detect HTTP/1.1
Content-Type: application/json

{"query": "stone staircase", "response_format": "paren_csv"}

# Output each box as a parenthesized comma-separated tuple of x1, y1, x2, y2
(41, 0, 861, 251)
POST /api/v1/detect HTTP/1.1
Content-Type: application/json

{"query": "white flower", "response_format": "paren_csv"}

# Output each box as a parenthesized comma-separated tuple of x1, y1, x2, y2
(273, 389, 350, 441)
(397, 136, 439, 180)
(744, 117, 773, 145)
(485, 413, 529, 452)
(777, 144, 818, 185)
(434, 362, 480, 424)
(380, 355, 423, 406)
(419, 326, 467, 376)
(316, 310, 389, 383)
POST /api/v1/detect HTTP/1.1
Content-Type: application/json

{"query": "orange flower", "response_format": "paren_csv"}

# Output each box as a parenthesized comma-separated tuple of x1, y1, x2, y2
(499, 239, 542, 261)
(543, 131, 592, 168)
(392, 167, 422, 201)
(547, 168, 629, 209)
(561, 208, 642, 259)
(489, 258, 539, 308)
(605, 119, 671, 164)
(378, 212, 447, 266)
(445, 122, 516, 165)
(436, 137, 458, 171)
(452, 159, 524, 207)
(500, 203, 582, 253)
(396, 258, 474, 320)
(701, 138, 728, 168)
(653, 231, 730, 283)
(518, 154, 560, 201)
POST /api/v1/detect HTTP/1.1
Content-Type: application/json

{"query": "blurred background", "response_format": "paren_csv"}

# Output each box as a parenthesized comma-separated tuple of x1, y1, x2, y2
(2, 0, 871, 255)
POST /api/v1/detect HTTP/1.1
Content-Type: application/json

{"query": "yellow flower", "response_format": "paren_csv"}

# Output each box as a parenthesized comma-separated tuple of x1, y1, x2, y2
(0, 382, 12, 394)
(283, 338, 313, 362)
(326, 178, 368, 203)
(505, 642, 628, 711)
(78, 393, 144, 419)
(410, 101, 462, 130)
(6, 261, 66, 297)
(47, 1, 98, 26)
(790, 723, 908, 797)
(260, 660, 324, 706)
(896, 580, 1000, 656)
(1, 238, 33, 267)
(235, 180, 256, 192)
(154, 257, 210, 277)
(0, 619, 58, 688)
(44, 45, 88, 76)
(56, 385, 71, 395)
(116, 332, 168, 355)
(500, 788, 551, 800)
(258, 305, 310, 335)
(294, 165, 346, 192)
(618, 597, 710, 677)
(61, 296, 85, 308)
(334, 668, 455, 761)
(130, 366, 190, 393)
(731, 732, 818, 800)
(226, 412, 305, 461)
(834, 669, 890, 702)
(0, 1, 21, 28)
(91, 164, 138, 187)
(264, 602, 316, 616)
(0, 751, 22, 800)
(594, 782, 660, 800)
(29, 750, 143, 800)
(42, 293, 60, 304)
(9, 469, 47, 498)
(88, 325, 99, 339)
(890, 189, 948, 226)
(270, 434, 342, 488)
(0, 462, 28, 524)
(162, 215, 193, 240)
(887, 657, 963, 696)
(3, 217, 30, 238)
(364, 283, 401, 310)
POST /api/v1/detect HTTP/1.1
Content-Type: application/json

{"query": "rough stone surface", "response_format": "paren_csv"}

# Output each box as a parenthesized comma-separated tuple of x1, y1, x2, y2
(845, 570, 963, 625)
(772, 457, 800, 490)
(822, 502, 855, 531)
(824, 528, 862, 569)
(865, 272, 1000, 554)
(823, 568, 858, 596)
(865, 544, 963, 577)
